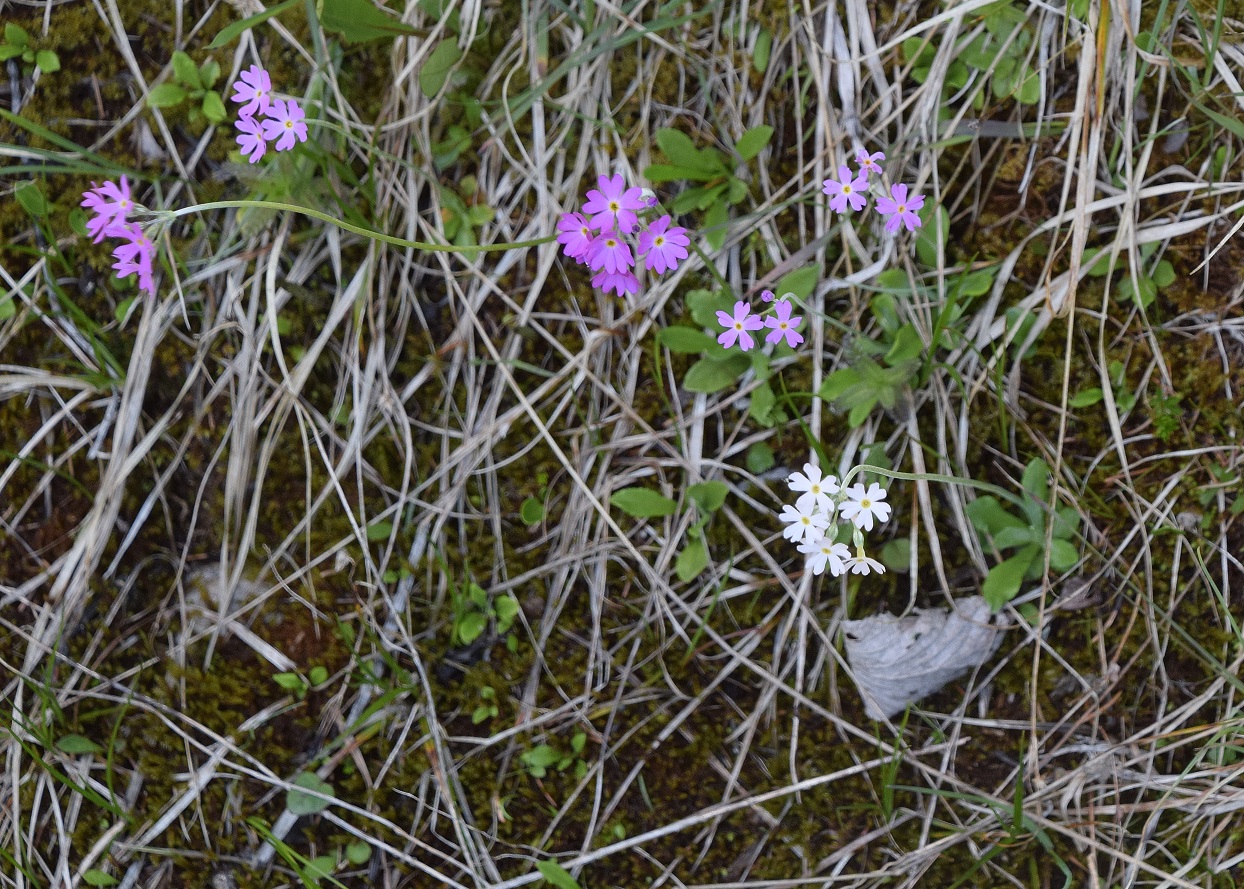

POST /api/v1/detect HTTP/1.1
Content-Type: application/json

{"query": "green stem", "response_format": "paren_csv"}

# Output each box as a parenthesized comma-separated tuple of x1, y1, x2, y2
(164, 200, 554, 254)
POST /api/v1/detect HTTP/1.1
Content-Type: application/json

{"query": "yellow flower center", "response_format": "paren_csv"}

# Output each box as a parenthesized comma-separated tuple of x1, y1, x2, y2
(860, 498, 871, 508)
(654, 236, 665, 247)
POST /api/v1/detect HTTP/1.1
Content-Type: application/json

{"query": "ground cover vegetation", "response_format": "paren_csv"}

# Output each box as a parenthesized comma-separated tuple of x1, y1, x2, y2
(2, 0, 1244, 886)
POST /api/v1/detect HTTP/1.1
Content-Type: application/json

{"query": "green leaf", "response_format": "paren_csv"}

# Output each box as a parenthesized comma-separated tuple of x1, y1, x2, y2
(4, 23, 29, 47)
(657, 325, 714, 353)
(0, 45, 26, 61)
(675, 536, 709, 582)
(745, 442, 775, 474)
(520, 496, 544, 525)
(846, 400, 876, 427)
(147, 83, 187, 108)
(536, 860, 583, 889)
(202, 90, 227, 123)
(1068, 388, 1102, 408)
(273, 672, 305, 692)
(610, 487, 677, 519)
(346, 841, 372, 865)
(644, 163, 716, 183)
(56, 734, 103, 755)
(982, 549, 1038, 611)
(305, 856, 335, 884)
(703, 198, 729, 250)
(457, 611, 487, 644)
(321, 0, 420, 43)
(686, 290, 734, 328)
(734, 125, 773, 162)
(774, 263, 821, 300)
(688, 481, 728, 513)
(748, 380, 777, 426)
(208, 0, 300, 48)
(885, 324, 924, 365)
(199, 59, 221, 89)
(308, 665, 328, 686)
(966, 495, 1026, 535)
(1020, 458, 1049, 526)
(1152, 260, 1175, 289)
(14, 181, 48, 217)
(993, 525, 1036, 550)
(82, 871, 118, 887)
(0, 296, 15, 321)
(420, 39, 463, 97)
(365, 521, 392, 541)
(172, 50, 201, 89)
(286, 773, 335, 815)
(1048, 539, 1079, 571)
(880, 537, 912, 573)
(818, 367, 862, 402)
(34, 49, 59, 73)
(522, 744, 562, 769)
(752, 28, 772, 72)
(494, 594, 519, 633)
(684, 354, 748, 393)
(915, 204, 950, 268)
(655, 128, 721, 175)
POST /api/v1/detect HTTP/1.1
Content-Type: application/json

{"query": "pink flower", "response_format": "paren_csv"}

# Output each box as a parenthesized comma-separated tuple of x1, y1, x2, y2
(875, 183, 925, 233)
(592, 269, 640, 296)
(261, 98, 308, 151)
(760, 289, 775, 302)
(81, 176, 133, 243)
(557, 212, 593, 262)
(715, 301, 764, 351)
(581, 174, 645, 234)
(637, 215, 689, 274)
(822, 164, 869, 214)
(854, 148, 885, 176)
(764, 299, 804, 348)
(587, 231, 634, 274)
(109, 222, 156, 297)
(231, 64, 272, 118)
(235, 115, 267, 163)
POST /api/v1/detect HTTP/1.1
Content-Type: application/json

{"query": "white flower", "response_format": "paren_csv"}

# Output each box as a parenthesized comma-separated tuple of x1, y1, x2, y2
(838, 482, 891, 532)
(779, 502, 830, 543)
(847, 546, 885, 575)
(787, 463, 840, 515)
(798, 535, 851, 577)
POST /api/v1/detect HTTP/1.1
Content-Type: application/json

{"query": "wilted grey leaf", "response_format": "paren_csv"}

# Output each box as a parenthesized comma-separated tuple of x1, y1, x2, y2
(842, 595, 1004, 720)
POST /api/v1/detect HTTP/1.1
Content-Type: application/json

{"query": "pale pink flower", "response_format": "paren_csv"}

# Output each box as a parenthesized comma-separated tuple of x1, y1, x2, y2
(588, 231, 634, 274)
(581, 174, 646, 234)
(556, 212, 593, 262)
(637, 215, 690, 274)
(231, 64, 272, 118)
(235, 115, 267, 163)
(875, 183, 925, 233)
(81, 176, 133, 243)
(854, 148, 885, 176)
(261, 98, 308, 151)
(591, 269, 640, 296)
(764, 299, 803, 348)
(822, 164, 869, 213)
(715, 301, 764, 351)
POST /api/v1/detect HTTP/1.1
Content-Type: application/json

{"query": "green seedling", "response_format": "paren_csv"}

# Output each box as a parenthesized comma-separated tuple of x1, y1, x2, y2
(521, 471, 551, 526)
(609, 478, 729, 582)
(273, 665, 329, 699)
(439, 177, 494, 247)
(967, 458, 1081, 611)
(0, 23, 60, 74)
(643, 125, 773, 250)
(1083, 243, 1175, 310)
(452, 580, 520, 649)
(520, 731, 589, 780)
(472, 685, 499, 724)
(146, 51, 227, 124)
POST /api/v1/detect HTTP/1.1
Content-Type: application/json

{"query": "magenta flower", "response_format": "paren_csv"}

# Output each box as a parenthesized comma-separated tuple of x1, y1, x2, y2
(109, 222, 156, 297)
(760, 289, 775, 302)
(854, 148, 885, 176)
(81, 176, 133, 243)
(875, 183, 925, 233)
(716, 301, 764, 351)
(235, 115, 267, 163)
(592, 269, 640, 296)
(764, 299, 804, 348)
(637, 215, 689, 274)
(587, 231, 634, 274)
(822, 165, 869, 214)
(261, 98, 308, 151)
(581, 174, 645, 234)
(231, 64, 272, 118)
(556, 212, 593, 262)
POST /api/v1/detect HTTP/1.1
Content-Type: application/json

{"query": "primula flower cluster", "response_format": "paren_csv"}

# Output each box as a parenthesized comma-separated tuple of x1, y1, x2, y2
(230, 64, 308, 163)
(822, 148, 925, 233)
(716, 290, 803, 352)
(778, 463, 892, 577)
(557, 175, 690, 296)
(81, 176, 156, 297)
